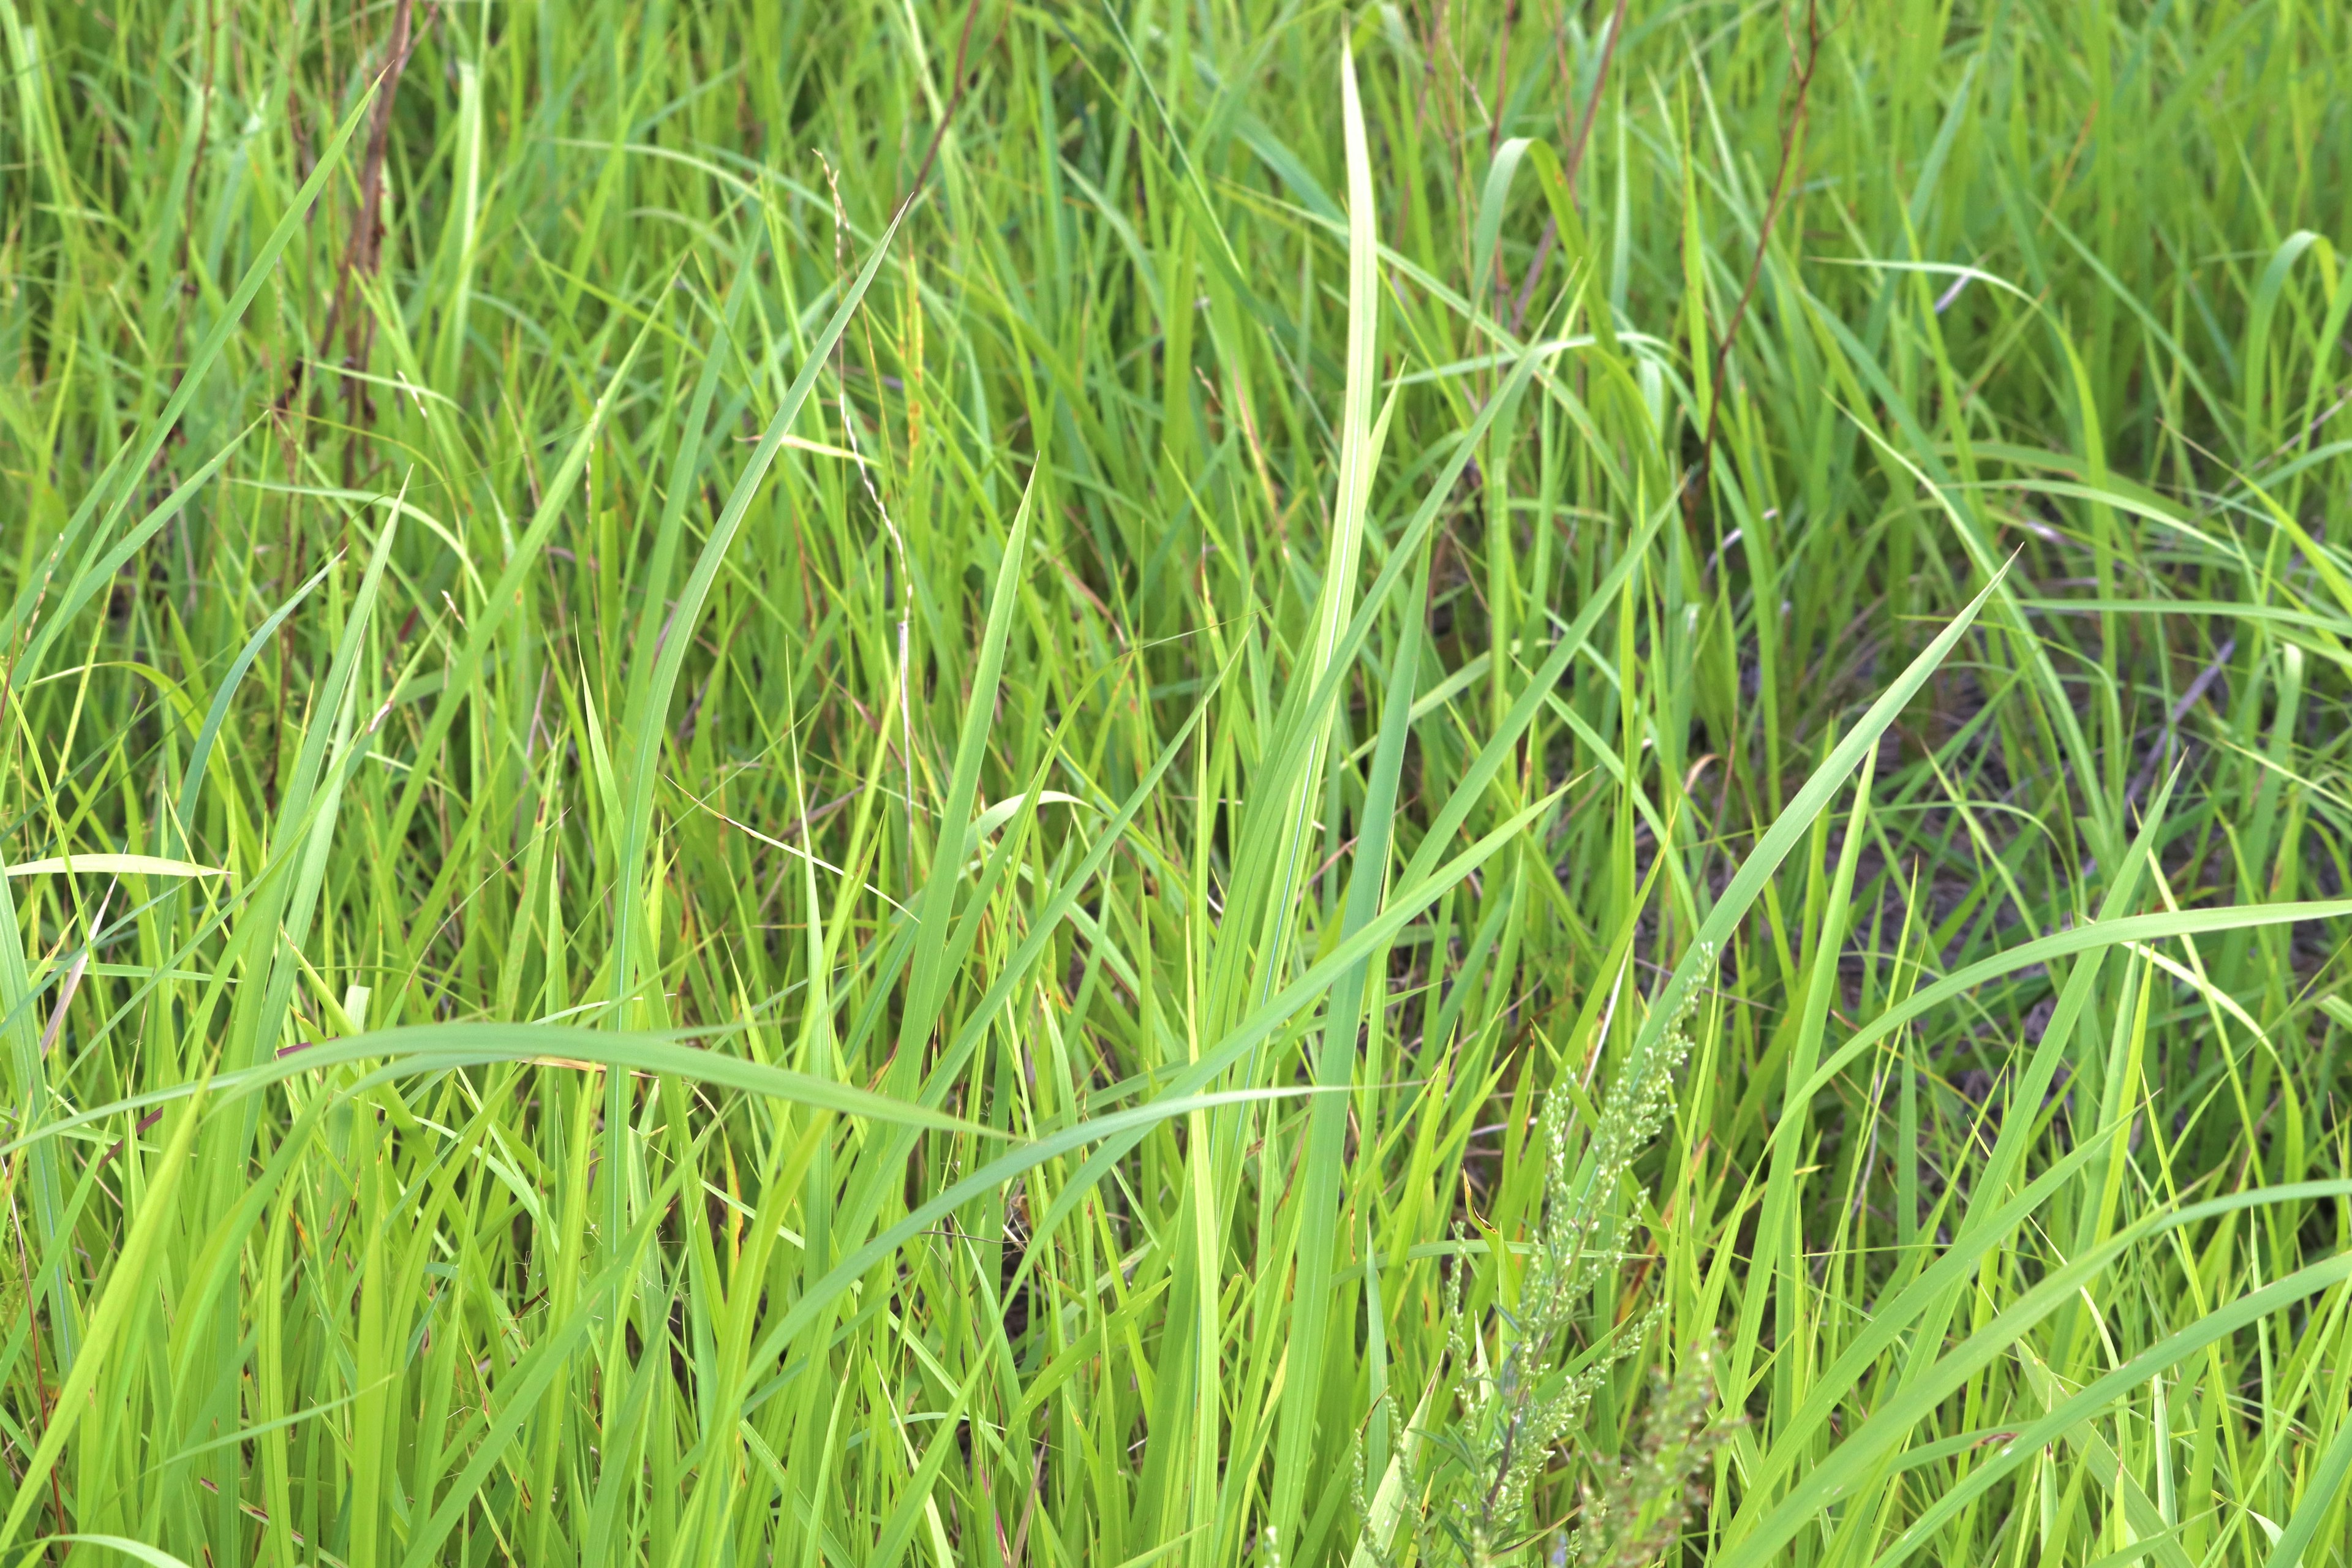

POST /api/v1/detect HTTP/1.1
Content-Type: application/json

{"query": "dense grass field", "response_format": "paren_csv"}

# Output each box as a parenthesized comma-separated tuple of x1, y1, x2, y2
(4, 0, 2352, 1563)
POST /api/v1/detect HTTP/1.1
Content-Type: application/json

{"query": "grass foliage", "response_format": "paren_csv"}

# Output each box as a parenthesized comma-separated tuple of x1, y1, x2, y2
(4, 0, 2352, 1564)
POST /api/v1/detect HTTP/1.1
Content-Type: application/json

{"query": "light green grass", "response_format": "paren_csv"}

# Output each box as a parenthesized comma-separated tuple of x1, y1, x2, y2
(3, 1, 2351, 1565)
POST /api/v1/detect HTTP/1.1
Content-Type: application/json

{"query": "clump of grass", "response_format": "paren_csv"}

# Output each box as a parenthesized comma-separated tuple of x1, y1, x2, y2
(2, 1, 2351, 1566)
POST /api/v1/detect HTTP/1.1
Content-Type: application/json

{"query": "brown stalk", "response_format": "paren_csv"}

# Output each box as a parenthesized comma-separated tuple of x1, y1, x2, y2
(892, 0, 995, 225)
(1693, 0, 1824, 513)
(6, 1172, 66, 1549)
(1561, 0, 1630, 197)
(178, 0, 219, 287)
(282, 0, 423, 427)
(1507, 0, 1629, 333)
(1485, 2, 1521, 317)
(1488, 1, 1518, 160)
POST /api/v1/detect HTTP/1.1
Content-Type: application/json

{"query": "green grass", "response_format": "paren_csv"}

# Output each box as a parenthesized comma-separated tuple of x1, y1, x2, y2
(3, 0, 2351, 1564)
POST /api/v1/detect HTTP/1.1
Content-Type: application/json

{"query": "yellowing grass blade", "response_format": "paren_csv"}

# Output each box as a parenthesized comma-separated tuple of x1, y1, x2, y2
(4, 855, 224, 880)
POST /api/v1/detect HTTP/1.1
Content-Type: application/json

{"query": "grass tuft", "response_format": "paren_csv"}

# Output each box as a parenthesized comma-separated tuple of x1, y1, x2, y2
(2, 1, 2350, 1565)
